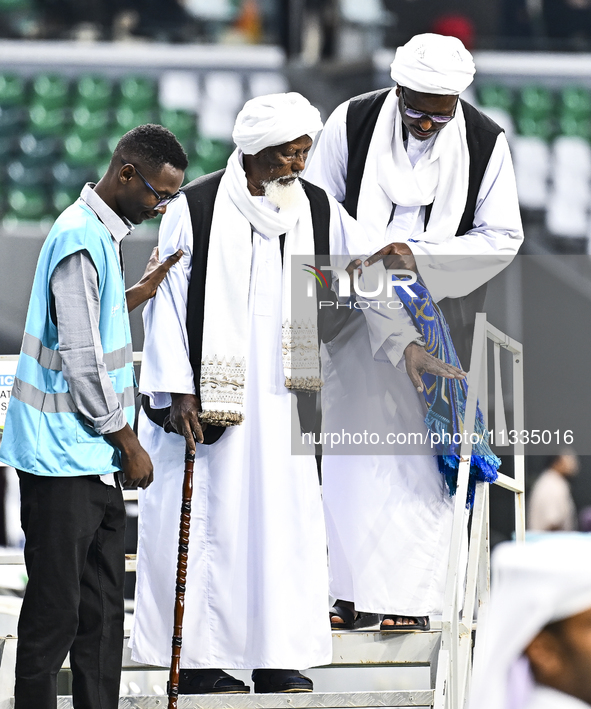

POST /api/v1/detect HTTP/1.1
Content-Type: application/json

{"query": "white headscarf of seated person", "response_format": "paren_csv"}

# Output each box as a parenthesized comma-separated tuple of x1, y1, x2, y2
(469, 534, 591, 709)
(356, 33, 477, 256)
(232, 92, 323, 156)
(390, 32, 475, 96)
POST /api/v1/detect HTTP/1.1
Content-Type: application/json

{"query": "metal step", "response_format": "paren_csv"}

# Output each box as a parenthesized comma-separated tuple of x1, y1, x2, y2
(43, 691, 436, 708)
(118, 628, 442, 671)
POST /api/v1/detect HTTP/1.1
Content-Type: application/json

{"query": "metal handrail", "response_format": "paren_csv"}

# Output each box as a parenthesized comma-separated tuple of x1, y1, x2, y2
(436, 313, 525, 709)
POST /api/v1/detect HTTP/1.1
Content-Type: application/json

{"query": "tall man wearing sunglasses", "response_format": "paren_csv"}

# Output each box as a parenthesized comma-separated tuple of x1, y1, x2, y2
(305, 34, 523, 631)
(0, 124, 187, 709)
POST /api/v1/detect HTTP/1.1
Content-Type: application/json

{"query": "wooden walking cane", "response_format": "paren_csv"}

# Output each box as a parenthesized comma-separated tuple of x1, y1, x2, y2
(168, 447, 195, 709)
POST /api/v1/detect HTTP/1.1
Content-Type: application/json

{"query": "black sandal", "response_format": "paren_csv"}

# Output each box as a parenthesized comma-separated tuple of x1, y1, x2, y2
(330, 602, 379, 630)
(380, 614, 430, 633)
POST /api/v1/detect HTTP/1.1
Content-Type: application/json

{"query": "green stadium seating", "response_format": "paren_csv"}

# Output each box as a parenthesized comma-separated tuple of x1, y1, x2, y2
(477, 84, 513, 114)
(0, 73, 27, 106)
(19, 134, 61, 165)
(52, 186, 82, 214)
(191, 137, 233, 174)
(7, 160, 48, 187)
(118, 76, 158, 111)
(115, 106, 155, 134)
(72, 106, 111, 139)
(159, 108, 197, 144)
(558, 86, 591, 120)
(6, 186, 48, 221)
(74, 75, 113, 111)
(32, 74, 70, 110)
(0, 0, 31, 11)
(28, 104, 68, 135)
(183, 163, 206, 184)
(557, 114, 590, 140)
(63, 134, 105, 166)
(516, 86, 554, 120)
(515, 115, 553, 141)
(53, 161, 98, 188)
(0, 105, 24, 134)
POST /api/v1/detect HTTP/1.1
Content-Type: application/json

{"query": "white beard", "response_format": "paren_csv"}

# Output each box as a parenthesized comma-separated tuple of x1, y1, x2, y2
(263, 175, 306, 211)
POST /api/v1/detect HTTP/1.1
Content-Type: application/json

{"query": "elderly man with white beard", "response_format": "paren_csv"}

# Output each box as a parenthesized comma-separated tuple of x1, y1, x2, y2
(129, 92, 464, 695)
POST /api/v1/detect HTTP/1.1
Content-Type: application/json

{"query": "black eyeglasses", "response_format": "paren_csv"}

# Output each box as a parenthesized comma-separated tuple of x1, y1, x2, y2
(400, 87, 457, 125)
(121, 158, 181, 208)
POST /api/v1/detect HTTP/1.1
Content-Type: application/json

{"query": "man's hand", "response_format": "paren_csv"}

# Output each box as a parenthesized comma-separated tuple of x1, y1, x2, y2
(346, 258, 362, 287)
(125, 247, 183, 312)
(364, 242, 417, 273)
(404, 342, 466, 393)
(106, 423, 154, 489)
(169, 393, 206, 454)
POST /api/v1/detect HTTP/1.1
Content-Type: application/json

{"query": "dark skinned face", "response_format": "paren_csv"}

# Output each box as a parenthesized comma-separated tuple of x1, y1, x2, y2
(395, 86, 458, 141)
(116, 161, 185, 225)
(244, 135, 313, 196)
(526, 607, 591, 706)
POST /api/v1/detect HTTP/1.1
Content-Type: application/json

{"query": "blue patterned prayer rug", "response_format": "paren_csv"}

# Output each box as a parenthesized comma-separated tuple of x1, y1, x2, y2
(393, 273, 500, 507)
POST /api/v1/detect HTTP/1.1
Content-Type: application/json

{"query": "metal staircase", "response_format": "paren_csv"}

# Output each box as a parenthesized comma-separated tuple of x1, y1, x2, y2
(0, 313, 525, 709)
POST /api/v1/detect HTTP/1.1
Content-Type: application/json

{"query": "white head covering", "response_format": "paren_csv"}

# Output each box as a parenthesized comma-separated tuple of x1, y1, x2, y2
(469, 534, 591, 709)
(232, 92, 323, 155)
(390, 33, 475, 95)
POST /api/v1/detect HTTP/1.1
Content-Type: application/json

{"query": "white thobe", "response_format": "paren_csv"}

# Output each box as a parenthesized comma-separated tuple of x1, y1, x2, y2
(130, 190, 415, 669)
(304, 97, 524, 616)
(525, 686, 590, 709)
(528, 469, 577, 532)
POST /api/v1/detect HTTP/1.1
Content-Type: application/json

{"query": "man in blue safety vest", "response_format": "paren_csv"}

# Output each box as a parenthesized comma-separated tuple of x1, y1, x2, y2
(0, 123, 187, 709)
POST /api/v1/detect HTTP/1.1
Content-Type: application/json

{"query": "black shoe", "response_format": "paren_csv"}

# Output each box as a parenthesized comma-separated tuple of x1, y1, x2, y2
(252, 669, 313, 693)
(167, 668, 250, 694)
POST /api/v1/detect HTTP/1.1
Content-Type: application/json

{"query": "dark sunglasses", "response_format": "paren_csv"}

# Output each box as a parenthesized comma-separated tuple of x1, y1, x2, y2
(121, 157, 181, 208)
(400, 87, 457, 125)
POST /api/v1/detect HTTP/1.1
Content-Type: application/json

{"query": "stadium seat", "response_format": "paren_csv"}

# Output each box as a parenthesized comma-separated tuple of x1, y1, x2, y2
(0, 105, 24, 134)
(517, 85, 554, 119)
(511, 136, 550, 210)
(0, 0, 30, 11)
(72, 106, 111, 139)
(63, 134, 105, 166)
(6, 186, 49, 221)
(28, 104, 69, 136)
(32, 74, 70, 110)
(52, 161, 98, 188)
(52, 186, 83, 215)
(515, 115, 553, 141)
(477, 84, 513, 114)
(118, 76, 158, 111)
(558, 86, 591, 119)
(7, 160, 49, 187)
(115, 106, 155, 134)
(192, 137, 233, 173)
(0, 73, 27, 106)
(74, 75, 113, 111)
(19, 133, 62, 167)
(159, 108, 197, 144)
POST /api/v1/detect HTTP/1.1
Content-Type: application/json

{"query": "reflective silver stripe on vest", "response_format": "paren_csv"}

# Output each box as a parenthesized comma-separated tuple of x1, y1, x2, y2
(21, 334, 133, 373)
(12, 378, 136, 413)
(12, 377, 76, 413)
(21, 332, 63, 371)
(103, 343, 134, 371)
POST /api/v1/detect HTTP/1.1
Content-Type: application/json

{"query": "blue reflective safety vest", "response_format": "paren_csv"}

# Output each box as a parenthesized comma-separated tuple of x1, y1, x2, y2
(0, 199, 135, 476)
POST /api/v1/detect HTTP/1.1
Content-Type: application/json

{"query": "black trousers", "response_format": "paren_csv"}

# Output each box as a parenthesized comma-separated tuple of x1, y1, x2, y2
(15, 471, 126, 709)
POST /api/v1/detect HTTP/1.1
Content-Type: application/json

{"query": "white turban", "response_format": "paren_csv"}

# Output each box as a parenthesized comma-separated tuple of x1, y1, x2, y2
(232, 92, 323, 155)
(390, 33, 475, 96)
(469, 534, 591, 709)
